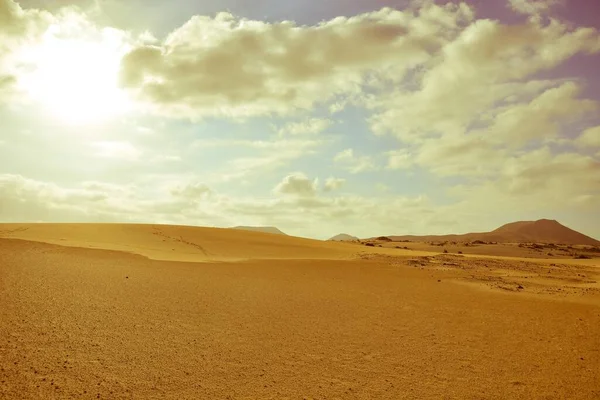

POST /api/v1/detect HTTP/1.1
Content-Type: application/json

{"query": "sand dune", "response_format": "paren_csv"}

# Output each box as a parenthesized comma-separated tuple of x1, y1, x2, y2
(231, 226, 288, 236)
(0, 223, 359, 262)
(1, 223, 600, 399)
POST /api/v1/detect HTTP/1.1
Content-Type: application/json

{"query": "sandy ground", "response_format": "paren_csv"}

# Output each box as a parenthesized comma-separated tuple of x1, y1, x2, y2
(366, 240, 599, 260)
(1, 224, 600, 399)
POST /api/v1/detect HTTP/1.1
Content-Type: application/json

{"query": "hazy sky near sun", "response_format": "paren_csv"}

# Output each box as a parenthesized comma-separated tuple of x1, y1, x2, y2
(0, 0, 599, 239)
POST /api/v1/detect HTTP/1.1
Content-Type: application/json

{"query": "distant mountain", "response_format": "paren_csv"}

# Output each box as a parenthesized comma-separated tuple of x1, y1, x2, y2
(488, 219, 599, 245)
(382, 219, 600, 246)
(231, 226, 287, 236)
(328, 233, 359, 241)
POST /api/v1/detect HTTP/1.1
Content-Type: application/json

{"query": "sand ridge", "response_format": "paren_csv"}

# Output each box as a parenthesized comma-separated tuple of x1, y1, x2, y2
(0, 223, 437, 263)
(0, 223, 353, 262)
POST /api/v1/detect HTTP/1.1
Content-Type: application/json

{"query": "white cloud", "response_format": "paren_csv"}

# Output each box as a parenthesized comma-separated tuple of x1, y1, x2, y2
(386, 149, 413, 170)
(0, 174, 138, 221)
(329, 101, 346, 114)
(500, 148, 599, 196)
(278, 118, 333, 136)
(379, 80, 598, 179)
(414, 135, 504, 178)
(334, 148, 378, 173)
(334, 149, 354, 162)
(0, 0, 51, 39)
(0, 0, 52, 101)
(170, 182, 212, 199)
(508, 0, 562, 16)
(369, 18, 600, 143)
(446, 147, 600, 212)
(118, 2, 474, 119)
(323, 177, 346, 192)
(273, 173, 318, 197)
(366, 10, 600, 217)
(483, 82, 597, 146)
(576, 125, 600, 148)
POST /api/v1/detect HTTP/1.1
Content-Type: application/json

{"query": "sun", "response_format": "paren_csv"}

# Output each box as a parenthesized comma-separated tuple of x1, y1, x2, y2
(20, 34, 131, 125)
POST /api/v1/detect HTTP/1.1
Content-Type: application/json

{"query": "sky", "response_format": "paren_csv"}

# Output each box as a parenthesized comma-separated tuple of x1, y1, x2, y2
(0, 0, 599, 240)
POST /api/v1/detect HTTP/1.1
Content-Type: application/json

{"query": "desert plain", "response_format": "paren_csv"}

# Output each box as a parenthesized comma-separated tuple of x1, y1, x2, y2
(1, 223, 599, 399)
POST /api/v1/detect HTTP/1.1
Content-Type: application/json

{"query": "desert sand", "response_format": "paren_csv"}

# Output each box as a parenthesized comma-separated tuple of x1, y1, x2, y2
(1, 223, 599, 399)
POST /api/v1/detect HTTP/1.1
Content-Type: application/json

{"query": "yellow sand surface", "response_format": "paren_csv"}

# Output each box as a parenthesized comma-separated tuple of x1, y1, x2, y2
(0, 223, 435, 262)
(1, 224, 599, 399)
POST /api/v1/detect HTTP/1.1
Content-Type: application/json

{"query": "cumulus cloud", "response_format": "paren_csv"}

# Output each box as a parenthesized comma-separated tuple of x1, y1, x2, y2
(576, 126, 600, 148)
(380, 81, 598, 179)
(370, 18, 600, 142)
(0, 0, 50, 38)
(483, 82, 597, 146)
(386, 150, 413, 170)
(219, 175, 439, 237)
(0, 173, 227, 225)
(0, 174, 137, 222)
(500, 148, 600, 196)
(273, 173, 318, 197)
(445, 147, 600, 215)
(0, 0, 52, 100)
(367, 9, 600, 216)
(413, 135, 503, 178)
(508, 0, 562, 16)
(323, 177, 346, 192)
(118, 2, 474, 118)
(334, 149, 378, 173)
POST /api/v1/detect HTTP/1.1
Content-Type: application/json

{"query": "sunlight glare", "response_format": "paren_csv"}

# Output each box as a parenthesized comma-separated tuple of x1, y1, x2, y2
(20, 34, 131, 125)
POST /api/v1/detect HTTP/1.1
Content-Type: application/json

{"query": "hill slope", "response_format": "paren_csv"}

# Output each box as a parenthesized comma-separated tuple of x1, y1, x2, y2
(385, 219, 599, 246)
(328, 233, 359, 241)
(231, 226, 287, 236)
(488, 219, 599, 245)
